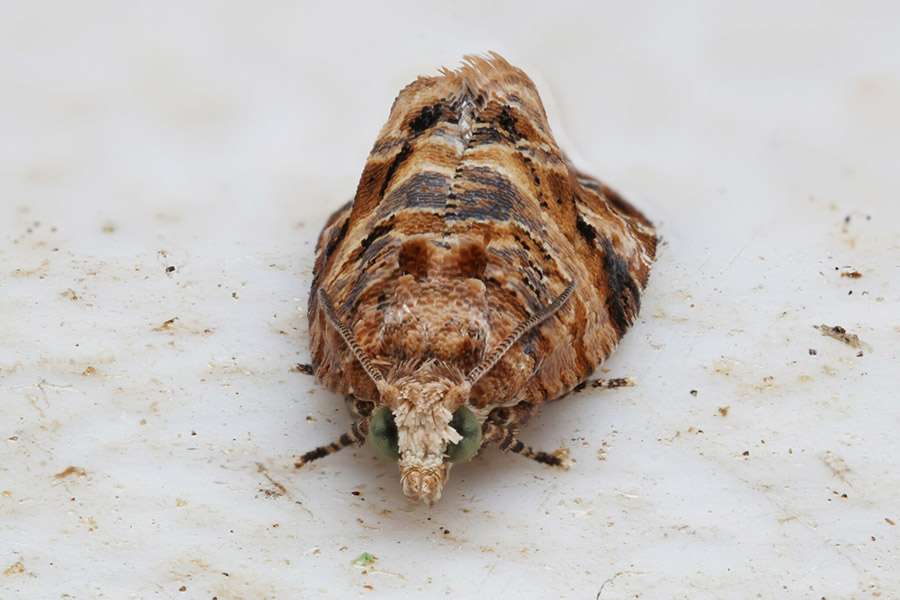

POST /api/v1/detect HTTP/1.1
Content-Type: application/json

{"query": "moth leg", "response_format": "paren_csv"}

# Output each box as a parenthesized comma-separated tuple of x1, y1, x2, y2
(482, 421, 572, 470)
(572, 377, 634, 393)
(345, 394, 375, 420)
(294, 419, 369, 469)
(294, 363, 315, 376)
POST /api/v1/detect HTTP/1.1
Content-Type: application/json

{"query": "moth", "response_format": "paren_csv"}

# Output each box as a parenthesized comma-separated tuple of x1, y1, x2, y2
(296, 53, 657, 505)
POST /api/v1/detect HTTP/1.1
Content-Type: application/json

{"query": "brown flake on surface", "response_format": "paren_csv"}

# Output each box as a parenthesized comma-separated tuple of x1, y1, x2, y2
(823, 451, 851, 482)
(816, 324, 868, 350)
(153, 317, 178, 331)
(54, 466, 87, 479)
(256, 463, 290, 500)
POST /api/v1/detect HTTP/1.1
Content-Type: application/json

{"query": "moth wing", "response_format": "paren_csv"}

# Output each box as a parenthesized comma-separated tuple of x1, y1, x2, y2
(308, 200, 358, 392)
(568, 169, 656, 365)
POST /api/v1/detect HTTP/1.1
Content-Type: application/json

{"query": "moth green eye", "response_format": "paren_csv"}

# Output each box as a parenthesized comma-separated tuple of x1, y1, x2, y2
(369, 407, 400, 460)
(446, 406, 482, 463)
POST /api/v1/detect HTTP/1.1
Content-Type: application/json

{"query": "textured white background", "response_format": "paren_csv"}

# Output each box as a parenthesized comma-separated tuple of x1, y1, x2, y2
(2, 2, 899, 599)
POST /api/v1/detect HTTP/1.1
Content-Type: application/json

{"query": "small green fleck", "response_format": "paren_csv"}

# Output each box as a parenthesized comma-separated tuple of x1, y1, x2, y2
(352, 552, 377, 568)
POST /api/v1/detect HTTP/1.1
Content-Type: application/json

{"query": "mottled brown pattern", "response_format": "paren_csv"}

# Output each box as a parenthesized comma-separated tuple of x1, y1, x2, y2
(302, 53, 657, 504)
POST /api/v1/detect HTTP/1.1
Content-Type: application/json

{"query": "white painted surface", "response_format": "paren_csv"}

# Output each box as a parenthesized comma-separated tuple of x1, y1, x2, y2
(2, 2, 898, 598)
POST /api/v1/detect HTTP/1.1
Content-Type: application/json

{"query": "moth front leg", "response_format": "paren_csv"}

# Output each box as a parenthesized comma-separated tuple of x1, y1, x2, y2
(294, 363, 315, 376)
(294, 419, 369, 468)
(295, 395, 373, 468)
(482, 402, 573, 470)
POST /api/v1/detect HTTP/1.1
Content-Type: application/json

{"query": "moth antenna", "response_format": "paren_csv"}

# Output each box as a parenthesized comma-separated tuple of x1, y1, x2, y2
(317, 288, 385, 385)
(466, 282, 576, 385)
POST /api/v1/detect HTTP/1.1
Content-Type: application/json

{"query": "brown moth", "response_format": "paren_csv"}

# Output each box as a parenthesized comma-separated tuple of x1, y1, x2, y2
(296, 53, 657, 505)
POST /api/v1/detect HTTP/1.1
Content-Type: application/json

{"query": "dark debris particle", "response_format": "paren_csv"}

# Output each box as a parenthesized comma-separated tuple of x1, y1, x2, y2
(166, 265, 176, 273)
(742, 450, 750, 457)
(294, 363, 315, 375)
(178, 586, 187, 592)
(351, 490, 361, 497)
(689, 389, 698, 397)
(809, 348, 818, 356)
(841, 270, 862, 279)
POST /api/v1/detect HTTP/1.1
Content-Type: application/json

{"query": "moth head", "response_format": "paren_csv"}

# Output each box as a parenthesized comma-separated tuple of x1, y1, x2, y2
(370, 362, 481, 505)
(316, 282, 575, 505)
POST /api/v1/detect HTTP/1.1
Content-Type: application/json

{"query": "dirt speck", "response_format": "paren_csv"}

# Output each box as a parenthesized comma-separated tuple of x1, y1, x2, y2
(81, 515, 99, 531)
(54, 466, 87, 479)
(816, 324, 869, 351)
(256, 463, 289, 499)
(711, 358, 738, 377)
(81, 366, 97, 376)
(886, 517, 896, 526)
(808, 348, 817, 356)
(12, 259, 50, 278)
(352, 552, 377, 568)
(823, 451, 851, 482)
(176, 498, 188, 507)
(689, 389, 698, 397)
(597, 444, 610, 462)
(3, 561, 25, 576)
(101, 222, 117, 234)
(754, 375, 776, 391)
(741, 450, 750, 457)
(153, 317, 178, 331)
(840, 270, 863, 279)
(60, 288, 80, 301)
(717, 406, 730, 417)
